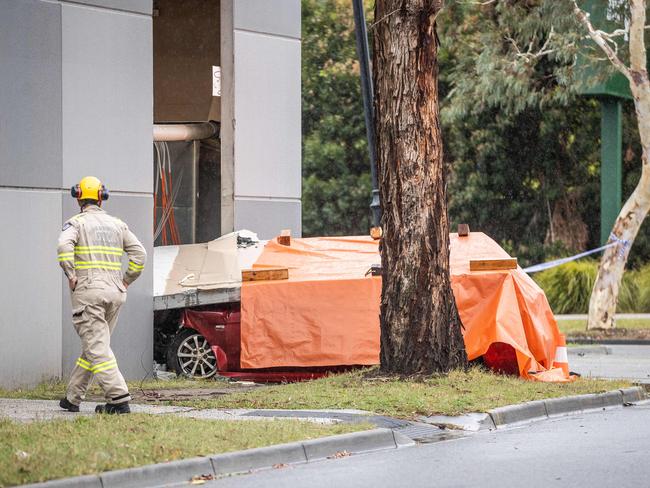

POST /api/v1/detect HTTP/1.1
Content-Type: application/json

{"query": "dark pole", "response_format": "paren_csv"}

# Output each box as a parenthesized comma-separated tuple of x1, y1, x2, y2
(352, 0, 381, 231)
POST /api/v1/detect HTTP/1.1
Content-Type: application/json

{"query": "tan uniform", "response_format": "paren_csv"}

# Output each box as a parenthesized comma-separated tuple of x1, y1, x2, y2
(57, 205, 146, 406)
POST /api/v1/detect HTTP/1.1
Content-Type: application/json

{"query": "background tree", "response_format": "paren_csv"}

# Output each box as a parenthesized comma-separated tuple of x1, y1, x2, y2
(301, 0, 650, 314)
(374, 0, 467, 373)
(573, 0, 650, 328)
(302, 0, 373, 236)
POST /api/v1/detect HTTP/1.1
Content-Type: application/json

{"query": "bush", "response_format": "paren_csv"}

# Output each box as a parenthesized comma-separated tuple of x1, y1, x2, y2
(534, 261, 598, 314)
(633, 264, 650, 313)
(533, 260, 645, 314)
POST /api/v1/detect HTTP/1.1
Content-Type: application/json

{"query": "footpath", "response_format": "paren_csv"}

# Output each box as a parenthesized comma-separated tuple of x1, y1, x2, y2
(1, 384, 647, 488)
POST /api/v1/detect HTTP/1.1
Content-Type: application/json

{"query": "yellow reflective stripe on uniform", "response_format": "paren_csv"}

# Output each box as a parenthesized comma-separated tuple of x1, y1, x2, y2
(58, 257, 75, 262)
(58, 252, 74, 257)
(75, 265, 122, 270)
(93, 364, 117, 374)
(75, 246, 123, 252)
(74, 250, 123, 256)
(91, 360, 117, 373)
(76, 358, 93, 372)
(77, 357, 91, 366)
(75, 260, 121, 266)
(128, 262, 144, 270)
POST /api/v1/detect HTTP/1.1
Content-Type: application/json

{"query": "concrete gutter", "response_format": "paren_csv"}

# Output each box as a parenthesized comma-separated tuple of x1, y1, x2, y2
(23, 428, 414, 488)
(420, 387, 646, 431)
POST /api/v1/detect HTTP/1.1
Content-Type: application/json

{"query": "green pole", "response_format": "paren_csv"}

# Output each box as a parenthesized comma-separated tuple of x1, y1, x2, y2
(600, 97, 623, 245)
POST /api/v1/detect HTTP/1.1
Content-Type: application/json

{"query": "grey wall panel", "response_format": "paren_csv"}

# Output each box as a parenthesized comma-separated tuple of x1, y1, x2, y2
(233, 31, 301, 199)
(234, 0, 300, 39)
(60, 0, 151, 15)
(62, 3, 153, 194)
(61, 195, 153, 379)
(234, 198, 301, 239)
(0, 190, 62, 388)
(0, 0, 62, 189)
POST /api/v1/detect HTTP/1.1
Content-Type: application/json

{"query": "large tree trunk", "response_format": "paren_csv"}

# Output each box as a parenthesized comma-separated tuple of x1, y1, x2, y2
(374, 0, 467, 373)
(578, 0, 650, 329)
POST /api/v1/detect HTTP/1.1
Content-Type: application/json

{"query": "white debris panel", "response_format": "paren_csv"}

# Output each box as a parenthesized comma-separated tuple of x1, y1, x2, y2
(153, 231, 265, 310)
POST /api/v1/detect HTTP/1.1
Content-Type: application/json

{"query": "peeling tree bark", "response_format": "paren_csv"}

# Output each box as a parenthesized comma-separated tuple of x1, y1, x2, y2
(374, 0, 468, 372)
(574, 0, 650, 329)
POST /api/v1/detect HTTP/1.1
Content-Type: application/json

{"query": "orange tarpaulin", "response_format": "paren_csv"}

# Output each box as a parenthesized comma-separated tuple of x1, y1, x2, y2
(240, 233, 571, 381)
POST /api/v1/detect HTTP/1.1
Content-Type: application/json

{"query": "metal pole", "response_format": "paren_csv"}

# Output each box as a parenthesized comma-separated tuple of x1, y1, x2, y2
(600, 97, 623, 245)
(191, 140, 199, 244)
(352, 0, 381, 230)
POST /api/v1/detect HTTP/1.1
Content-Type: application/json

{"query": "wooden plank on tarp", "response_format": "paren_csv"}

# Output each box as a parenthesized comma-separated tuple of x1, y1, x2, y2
(242, 268, 289, 282)
(469, 258, 518, 271)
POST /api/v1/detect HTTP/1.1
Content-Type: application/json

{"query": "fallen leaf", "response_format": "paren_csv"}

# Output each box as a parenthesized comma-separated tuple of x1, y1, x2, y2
(273, 463, 289, 469)
(190, 474, 214, 484)
(327, 450, 351, 459)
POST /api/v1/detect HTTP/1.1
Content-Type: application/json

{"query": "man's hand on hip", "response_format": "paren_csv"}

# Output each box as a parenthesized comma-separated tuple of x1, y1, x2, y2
(123, 280, 129, 289)
(68, 276, 78, 291)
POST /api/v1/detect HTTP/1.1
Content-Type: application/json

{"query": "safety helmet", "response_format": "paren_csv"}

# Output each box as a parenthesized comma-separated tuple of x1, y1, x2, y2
(70, 176, 110, 201)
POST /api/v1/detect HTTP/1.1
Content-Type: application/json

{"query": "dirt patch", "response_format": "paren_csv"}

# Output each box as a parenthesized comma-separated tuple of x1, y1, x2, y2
(568, 327, 650, 341)
(80, 383, 266, 403)
(133, 385, 265, 402)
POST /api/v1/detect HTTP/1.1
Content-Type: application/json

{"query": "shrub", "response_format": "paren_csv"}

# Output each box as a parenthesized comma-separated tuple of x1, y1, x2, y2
(533, 260, 642, 314)
(633, 264, 650, 313)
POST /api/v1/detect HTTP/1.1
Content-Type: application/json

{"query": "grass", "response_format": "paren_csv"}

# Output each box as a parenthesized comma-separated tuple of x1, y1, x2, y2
(170, 367, 631, 418)
(558, 318, 650, 336)
(0, 377, 223, 401)
(0, 415, 369, 487)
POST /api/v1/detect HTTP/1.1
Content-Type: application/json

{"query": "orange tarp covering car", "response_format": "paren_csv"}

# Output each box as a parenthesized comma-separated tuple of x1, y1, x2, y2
(240, 232, 571, 381)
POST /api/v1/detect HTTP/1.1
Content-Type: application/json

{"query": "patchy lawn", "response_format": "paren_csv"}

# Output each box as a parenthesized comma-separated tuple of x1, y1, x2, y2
(558, 318, 650, 340)
(171, 367, 632, 418)
(0, 415, 369, 487)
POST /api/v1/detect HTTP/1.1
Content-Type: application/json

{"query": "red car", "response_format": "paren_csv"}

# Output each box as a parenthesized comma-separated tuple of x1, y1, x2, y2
(165, 306, 351, 382)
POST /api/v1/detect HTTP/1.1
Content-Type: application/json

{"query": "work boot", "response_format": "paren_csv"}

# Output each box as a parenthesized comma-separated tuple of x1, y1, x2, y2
(95, 402, 131, 414)
(59, 397, 80, 413)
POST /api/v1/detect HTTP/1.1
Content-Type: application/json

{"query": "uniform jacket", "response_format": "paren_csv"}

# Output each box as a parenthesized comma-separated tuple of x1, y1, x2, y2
(57, 205, 147, 287)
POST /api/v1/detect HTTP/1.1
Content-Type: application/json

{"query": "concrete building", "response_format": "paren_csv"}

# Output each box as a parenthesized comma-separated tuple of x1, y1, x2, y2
(0, 0, 301, 387)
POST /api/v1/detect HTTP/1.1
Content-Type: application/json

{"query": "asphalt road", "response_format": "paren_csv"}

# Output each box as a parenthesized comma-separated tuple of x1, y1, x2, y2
(569, 344, 650, 382)
(204, 403, 650, 488)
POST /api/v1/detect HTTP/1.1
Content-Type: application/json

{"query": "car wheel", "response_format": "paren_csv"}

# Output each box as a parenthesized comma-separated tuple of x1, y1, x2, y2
(167, 328, 218, 379)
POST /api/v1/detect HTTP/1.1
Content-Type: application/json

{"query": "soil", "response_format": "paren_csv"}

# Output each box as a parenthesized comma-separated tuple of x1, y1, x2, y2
(83, 383, 265, 403)
(567, 327, 650, 341)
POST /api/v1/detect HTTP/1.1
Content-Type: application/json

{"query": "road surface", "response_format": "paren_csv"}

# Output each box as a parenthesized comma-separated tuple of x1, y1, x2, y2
(205, 402, 650, 488)
(569, 344, 650, 383)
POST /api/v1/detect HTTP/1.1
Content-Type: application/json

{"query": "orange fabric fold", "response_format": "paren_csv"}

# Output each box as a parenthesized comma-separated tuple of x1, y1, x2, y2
(240, 233, 572, 381)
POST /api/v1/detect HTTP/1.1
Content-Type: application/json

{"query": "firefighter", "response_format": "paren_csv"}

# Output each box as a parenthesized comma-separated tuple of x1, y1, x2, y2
(57, 176, 146, 414)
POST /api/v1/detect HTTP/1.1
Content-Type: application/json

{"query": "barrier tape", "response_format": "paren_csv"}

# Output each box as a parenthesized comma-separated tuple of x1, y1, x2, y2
(523, 233, 630, 274)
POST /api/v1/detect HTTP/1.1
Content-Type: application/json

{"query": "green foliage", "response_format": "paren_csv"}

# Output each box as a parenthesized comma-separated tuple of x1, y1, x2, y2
(300, 0, 650, 270)
(534, 260, 650, 314)
(535, 261, 599, 314)
(635, 264, 650, 312)
(440, 0, 582, 120)
(301, 0, 373, 236)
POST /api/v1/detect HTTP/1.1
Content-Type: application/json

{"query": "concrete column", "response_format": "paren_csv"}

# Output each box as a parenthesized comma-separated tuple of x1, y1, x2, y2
(0, 0, 153, 387)
(60, 0, 153, 379)
(221, 0, 302, 239)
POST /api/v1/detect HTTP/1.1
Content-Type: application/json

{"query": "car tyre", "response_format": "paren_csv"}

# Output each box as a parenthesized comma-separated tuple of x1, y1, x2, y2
(167, 328, 218, 379)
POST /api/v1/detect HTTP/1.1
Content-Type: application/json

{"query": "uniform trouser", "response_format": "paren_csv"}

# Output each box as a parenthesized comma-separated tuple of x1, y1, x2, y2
(66, 277, 131, 406)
